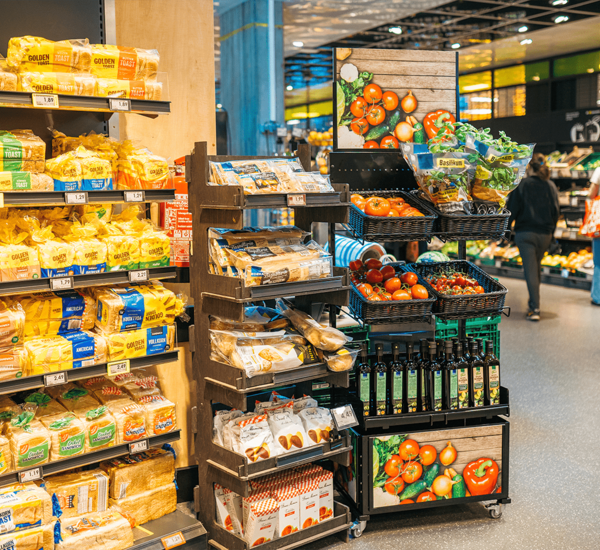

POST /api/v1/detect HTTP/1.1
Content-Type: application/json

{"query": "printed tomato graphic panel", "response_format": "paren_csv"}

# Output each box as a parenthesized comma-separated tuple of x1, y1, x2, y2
(371, 425, 503, 509)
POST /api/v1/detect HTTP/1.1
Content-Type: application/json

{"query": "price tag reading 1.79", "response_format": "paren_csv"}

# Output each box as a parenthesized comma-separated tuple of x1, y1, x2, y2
(161, 532, 186, 549)
(50, 277, 74, 291)
(331, 405, 359, 431)
(107, 359, 131, 377)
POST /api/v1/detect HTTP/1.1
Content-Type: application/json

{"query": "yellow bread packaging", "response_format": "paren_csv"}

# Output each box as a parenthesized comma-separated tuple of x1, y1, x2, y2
(0, 130, 46, 163)
(0, 299, 25, 347)
(7, 36, 92, 73)
(0, 219, 42, 282)
(0, 435, 13, 475)
(18, 72, 95, 96)
(0, 348, 29, 382)
(81, 406, 117, 451)
(95, 78, 162, 100)
(23, 393, 66, 418)
(96, 226, 139, 272)
(0, 62, 17, 91)
(138, 395, 177, 436)
(75, 203, 113, 223)
(45, 146, 112, 192)
(108, 482, 175, 526)
(0, 172, 52, 191)
(44, 151, 81, 192)
(56, 508, 134, 550)
(0, 485, 53, 533)
(108, 402, 147, 444)
(100, 448, 175, 500)
(90, 45, 159, 81)
(6, 412, 50, 469)
(40, 469, 108, 519)
(0, 521, 56, 550)
(115, 144, 170, 190)
(40, 412, 86, 460)
(105, 325, 175, 361)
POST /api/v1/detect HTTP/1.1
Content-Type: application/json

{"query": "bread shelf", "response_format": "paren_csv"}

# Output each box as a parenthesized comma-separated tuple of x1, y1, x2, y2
(0, 188, 175, 206)
(0, 350, 179, 396)
(132, 510, 207, 550)
(0, 430, 180, 488)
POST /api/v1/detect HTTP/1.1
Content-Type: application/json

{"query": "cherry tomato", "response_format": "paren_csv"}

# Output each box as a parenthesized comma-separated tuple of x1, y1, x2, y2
(474, 285, 485, 294)
(411, 284, 429, 300)
(350, 194, 364, 205)
(380, 136, 399, 149)
(418, 445, 437, 466)
(368, 294, 384, 301)
(384, 277, 402, 294)
(384, 455, 402, 477)
(401, 461, 423, 484)
(366, 105, 385, 126)
(399, 439, 420, 461)
(416, 491, 437, 503)
(392, 289, 411, 300)
(357, 283, 373, 297)
(380, 292, 393, 301)
(380, 265, 396, 280)
(400, 272, 418, 287)
(351, 118, 369, 135)
(400, 499, 415, 504)
(363, 141, 380, 149)
(382, 91, 399, 111)
(363, 83, 383, 103)
(349, 260, 363, 272)
(364, 259, 382, 270)
(350, 97, 368, 118)
(385, 477, 405, 496)
(364, 197, 391, 217)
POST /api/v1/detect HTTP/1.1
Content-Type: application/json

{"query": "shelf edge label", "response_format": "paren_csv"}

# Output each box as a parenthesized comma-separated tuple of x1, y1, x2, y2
(124, 190, 145, 202)
(128, 269, 149, 282)
(109, 98, 131, 111)
(65, 192, 88, 204)
(50, 277, 74, 291)
(107, 359, 131, 377)
(287, 194, 306, 207)
(32, 93, 59, 108)
(44, 372, 67, 387)
(331, 404, 359, 431)
(129, 439, 148, 454)
(161, 532, 186, 549)
(19, 467, 42, 483)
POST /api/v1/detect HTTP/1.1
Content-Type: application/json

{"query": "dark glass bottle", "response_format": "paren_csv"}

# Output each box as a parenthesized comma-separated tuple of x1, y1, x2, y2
(418, 339, 430, 412)
(455, 342, 470, 409)
(428, 341, 443, 412)
(388, 342, 404, 415)
(357, 344, 372, 416)
(443, 340, 459, 410)
(373, 344, 387, 416)
(404, 343, 418, 413)
(470, 341, 485, 407)
(451, 338, 459, 357)
(463, 337, 473, 363)
(483, 339, 501, 405)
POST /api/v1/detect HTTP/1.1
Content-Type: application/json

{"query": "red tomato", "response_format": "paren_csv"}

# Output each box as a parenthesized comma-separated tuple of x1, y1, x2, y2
(354, 198, 366, 210)
(366, 105, 385, 126)
(400, 272, 418, 287)
(392, 290, 411, 301)
(388, 210, 400, 217)
(363, 83, 383, 103)
(411, 284, 429, 300)
(389, 197, 405, 206)
(357, 283, 373, 297)
(416, 491, 437, 503)
(399, 439, 420, 461)
(380, 136, 399, 149)
(380, 265, 395, 280)
(363, 141, 380, 149)
(364, 198, 391, 217)
(418, 445, 437, 466)
(381, 292, 393, 301)
(351, 118, 369, 135)
(368, 294, 384, 301)
(384, 455, 402, 477)
(382, 91, 399, 111)
(349, 260, 363, 272)
(366, 269, 383, 284)
(474, 285, 485, 294)
(350, 194, 364, 205)
(400, 499, 415, 505)
(364, 259, 382, 270)
(384, 277, 402, 293)
(350, 97, 368, 118)
(401, 462, 423, 484)
(385, 477, 405, 496)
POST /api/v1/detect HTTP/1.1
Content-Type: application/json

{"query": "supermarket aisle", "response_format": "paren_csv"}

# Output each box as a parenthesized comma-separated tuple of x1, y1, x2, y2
(306, 277, 600, 550)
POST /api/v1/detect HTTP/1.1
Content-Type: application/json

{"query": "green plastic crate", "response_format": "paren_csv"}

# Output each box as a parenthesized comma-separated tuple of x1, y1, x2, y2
(435, 316, 501, 358)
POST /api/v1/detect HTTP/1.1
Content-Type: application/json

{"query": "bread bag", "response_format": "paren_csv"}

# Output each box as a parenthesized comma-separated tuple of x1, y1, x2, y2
(40, 411, 86, 460)
(105, 325, 175, 360)
(90, 45, 159, 81)
(24, 392, 66, 418)
(138, 395, 176, 436)
(18, 72, 96, 96)
(56, 508, 134, 550)
(6, 411, 50, 469)
(95, 78, 163, 100)
(108, 482, 175, 526)
(81, 406, 117, 451)
(109, 402, 147, 443)
(7, 36, 92, 73)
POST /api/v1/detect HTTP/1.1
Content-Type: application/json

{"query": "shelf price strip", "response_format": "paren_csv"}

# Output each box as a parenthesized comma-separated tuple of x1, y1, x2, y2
(331, 405, 359, 431)
(109, 98, 131, 111)
(161, 532, 186, 549)
(19, 467, 42, 483)
(50, 277, 74, 291)
(124, 190, 145, 202)
(44, 372, 67, 387)
(65, 192, 88, 204)
(287, 194, 306, 207)
(31, 93, 59, 108)
(107, 359, 130, 377)
(128, 269, 149, 282)
(129, 440, 148, 454)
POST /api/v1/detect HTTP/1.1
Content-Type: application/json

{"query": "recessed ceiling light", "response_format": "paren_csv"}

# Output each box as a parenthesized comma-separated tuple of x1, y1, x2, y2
(388, 26, 402, 35)
(292, 41, 304, 47)
(518, 25, 528, 33)
(587, 68, 594, 73)
(349, 12, 357, 17)
(288, 120, 301, 125)
(554, 15, 569, 23)
(520, 38, 532, 45)
(451, 43, 461, 49)
(286, 85, 293, 91)
(550, 0, 568, 5)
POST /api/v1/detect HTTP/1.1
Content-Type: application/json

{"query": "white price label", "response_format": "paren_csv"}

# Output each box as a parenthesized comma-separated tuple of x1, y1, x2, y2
(128, 269, 149, 282)
(129, 440, 148, 454)
(50, 277, 73, 291)
(292, 128, 303, 138)
(561, 268, 570, 278)
(276, 127, 288, 137)
(109, 98, 131, 111)
(32, 93, 59, 108)
(494, 260, 501, 268)
(65, 192, 88, 204)
(44, 372, 67, 387)
(287, 194, 306, 207)
(331, 405, 359, 431)
(19, 468, 42, 483)
(124, 190, 145, 202)
(161, 532, 186, 549)
(107, 359, 131, 377)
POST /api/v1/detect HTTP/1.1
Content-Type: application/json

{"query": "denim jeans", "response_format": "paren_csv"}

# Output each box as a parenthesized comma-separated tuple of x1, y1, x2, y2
(592, 238, 600, 304)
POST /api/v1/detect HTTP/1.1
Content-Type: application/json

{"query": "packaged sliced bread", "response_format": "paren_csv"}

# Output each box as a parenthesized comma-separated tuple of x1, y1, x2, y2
(109, 402, 147, 443)
(0, 219, 41, 282)
(0, 298, 25, 347)
(93, 386, 133, 408)
(95, 78, 163, 100)
(78, 376, 115, 393)
(81, 406, 117, 451)
(7, 36, 92, 73)
(0, 524, 44, 549)
(0, 485, 53, 533)
(56, 508, 134, 550)
(24, 392, 66, 418)
(18, 72, 96, 96)
(138, 395, 176, 436)
(0, 172, 52, 190)
(0, 60, 17, 92)
(108, 482, 175, 526)
(40, 412, 86, 460)
(96, 226, 139, 272)
(55, 388, 99, 413)
(0, 435, 13, 475)
(0, 348, 29, 382)
(90, 45, 159, 81)
(43, 151, 82, 192)
(0, 130, 46, 162)
(115, 144, 169, 190)
(6, 412, 50, 469)
(40, 469, 108, 519)
(105, 325, 175, 361)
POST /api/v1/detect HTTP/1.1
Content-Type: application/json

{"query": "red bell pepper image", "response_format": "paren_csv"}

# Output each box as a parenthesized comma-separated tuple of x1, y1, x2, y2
(463, 458, 499, 496)
(423, 110, 456, 140)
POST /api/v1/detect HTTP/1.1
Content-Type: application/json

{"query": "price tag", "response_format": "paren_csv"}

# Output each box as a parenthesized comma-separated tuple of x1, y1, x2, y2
(124, 190, 145, 202)
(128, 269, 149, 283)
(494, 260, 501, 268)
(561, 268, 570, 278)
(287, 194, 306, 207)
(50, 277, 74, 291)
(276, 127, 288, 137)
(331, 405, 359, 431)
(161, 532, 186, 549)
(44, 372, 67, 387)
(109, 98, 131, 111)
(65, 192, 88, 204)
(32, 93, 59, 108)
(129, 439, 148, 454)
(107, 359, 130, 377)
(19, 468, 42, 483)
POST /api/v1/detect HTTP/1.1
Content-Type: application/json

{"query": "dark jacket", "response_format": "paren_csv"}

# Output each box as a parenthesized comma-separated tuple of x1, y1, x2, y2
(507, 175, 560, 235)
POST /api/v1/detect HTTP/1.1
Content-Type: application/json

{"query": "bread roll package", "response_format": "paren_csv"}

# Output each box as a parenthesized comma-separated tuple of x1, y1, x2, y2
(24, 392, 66, 418)
(95, 78, 162, 100)
(0, 485, 53, 533)
(41, 469, 108, 519)
(0, 130, 46, 163)
(100, 448, 175, 500)
(105, 325, 175, 361)
(90, 45, 159, 81)
(138, 395, 176, 436)
(81, 406, 117, 451)
(7, 36, 92, 73)
(110, 402, 147, 443)
(6, 412, 50, 469)
(40, 412, 86, 460)
(18, 71, 96, 96)
(108, 482, 175, 526)
(56, 508, 134, 550)
(0, 172, 52, 191)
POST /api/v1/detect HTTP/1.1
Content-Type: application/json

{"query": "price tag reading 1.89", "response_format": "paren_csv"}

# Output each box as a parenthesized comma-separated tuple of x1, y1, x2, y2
(32, 93, 59, 108)
(331, 405, 359, 431)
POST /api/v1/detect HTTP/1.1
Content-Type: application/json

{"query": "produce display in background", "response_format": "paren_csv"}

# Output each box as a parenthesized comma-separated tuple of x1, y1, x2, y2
(372, 426, 503, 509)
(351, 193, 425, 218)
(334, 48, 457, 150)
(308, 129, 333, 148)
(424, 269, 485, 296)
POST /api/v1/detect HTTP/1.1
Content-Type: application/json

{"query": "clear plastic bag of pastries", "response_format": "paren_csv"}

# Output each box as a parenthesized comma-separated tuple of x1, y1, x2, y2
(56, 508, 134, 550)
(81, 405, 117, 451)
(23, 391, 66, 418)
(7, 36, 92, 73)
(105, 325, 175, 361)
(6, 409, 50, 469)
(90, 45, 159, 81)
(40, 411, 86, 460)
(138, 395, 176, 436)
(18, 72, 96, 96)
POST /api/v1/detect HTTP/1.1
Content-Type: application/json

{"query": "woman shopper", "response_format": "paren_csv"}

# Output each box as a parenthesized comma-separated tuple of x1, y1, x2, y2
(506, 153, 560, 321)
(589, 167, 600, 306)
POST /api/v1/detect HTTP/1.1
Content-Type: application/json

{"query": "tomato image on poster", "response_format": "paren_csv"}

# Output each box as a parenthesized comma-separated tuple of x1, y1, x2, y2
(371, 425, 502, 508)
(335, 48, 457, 150)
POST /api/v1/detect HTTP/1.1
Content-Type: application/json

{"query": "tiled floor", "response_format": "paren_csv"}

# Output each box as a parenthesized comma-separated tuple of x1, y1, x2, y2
(304, 276, 600, 550)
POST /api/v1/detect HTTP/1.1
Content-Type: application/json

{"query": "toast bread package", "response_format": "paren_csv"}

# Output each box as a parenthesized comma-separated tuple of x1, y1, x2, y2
(0, 130, 46, 166)
(0, 435, 13, 475)
(6, 412, 50, 469)
(18, 72, 96, 96)
(40, 412, 86, 460)
(115, 144, 170, 190)
(0, 299, 25, 347)
(0, 348, 29, 382)
(0, 62, 17, 92)
(90, 45, 159, 81)
(138, 395, 176, 436)
(56, 508, 134, 550)
(24, 393, 66, 418)
(105, 325, 175, 361)
(0, 220, 41, 282)
(0, 485, 53, 533)
(108, 482, 176, 526)
(7, 36, 92, 73)
(55, 388, 99, 413)
(81, 406, 117, 451)
(95, 78, 162, 100)
(109, 402, 147, 444)
(0, 172, 52, 191)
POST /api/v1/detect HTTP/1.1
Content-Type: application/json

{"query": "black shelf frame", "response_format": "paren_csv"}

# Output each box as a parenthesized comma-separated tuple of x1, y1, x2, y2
(0, 189, 175, 206)
(132, 510, 207, 550)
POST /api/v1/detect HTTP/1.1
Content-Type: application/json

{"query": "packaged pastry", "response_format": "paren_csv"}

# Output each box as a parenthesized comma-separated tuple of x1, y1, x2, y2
(214, 484, 234, 532)
(244, 497, 279, 546)
(108, 482, 176, 525)
(138, 395, 176, 436)
(100, 448, 175, 500)
(24, 392, 66, 418)
(210, 306, 286, 333)
(7, 36, 92, 73)
(56, 508, 134, 550)
(323, 347, 359, 372)
(18, 71, 96, 96)
(110, 402, 147, 443)
(40, 469, 108, 519)
(105, 325, 175, 361)
(297, 407, 333, 445)
(95, 78, 163, 100)
(82, 406, 117, 451)
(233, 414, 277, 462)
(267, 402, 312, 453)
(40, 411, 86, 460)
(0, 435, 13, 475)
(90, 45, 159, 81)
(6, 411, 50, 469)
(0, 172, 52, 190)
(272, 485, 300, 537)
(310, 469, 334, 522)
(0, 130, 46, 164)
(295, 478, 320, 529)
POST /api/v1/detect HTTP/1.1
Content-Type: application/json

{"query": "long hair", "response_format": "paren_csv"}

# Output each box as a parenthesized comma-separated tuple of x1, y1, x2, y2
(528, 152, 550, 180)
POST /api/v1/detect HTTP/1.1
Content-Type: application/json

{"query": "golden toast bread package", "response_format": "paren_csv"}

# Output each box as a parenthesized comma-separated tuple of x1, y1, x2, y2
(95, 78, 162, 100)
(44, 151, 81, 192)
(138, 395, 177, 436)
(40, 469, 108, 519)
(56, 508, 134, 550)
(0, 130, 46, 166)
(96, 225, 139, 272)
(45, 146, 112, 192)
(0, 435, 13, 475)
(105, 325, 175, 361)
(0, 60, 17, 91)
(0, 172, 52, 191)
(18, 72, 95, 96)
(26, 223, 75, 278)
(115, 143, 170, 190)
(100, 448, 175, 500)
(6, 412, 50, 469)
(0, 219, 42, 282)
(0, 485, 53, 533)
(40, 412, 86, 460)
(7, 36, 92, 73)
(108, 482, 176, 526)
(24, 392, 66, 418)
(90, 45, 159, 81)
(81, 406, 117, 451)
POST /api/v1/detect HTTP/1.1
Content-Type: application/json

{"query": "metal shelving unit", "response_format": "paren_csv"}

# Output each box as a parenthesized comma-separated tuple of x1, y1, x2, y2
(0, 188, 175, 206)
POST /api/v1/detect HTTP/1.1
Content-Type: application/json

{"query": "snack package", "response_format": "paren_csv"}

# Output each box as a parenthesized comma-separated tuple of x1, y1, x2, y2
(6, 411, 50, 469)
(233, 414, 277, 462)
(110, 402, 147, 443)
(40, 411, 86, 460)
(108, 482, 176, 525)
(296, 478, 320, 529)
(95, 78, 163, 100)
(267, 402, 312, 454)
(40, 469, 109, 519)
(0, 130, 46, 167)
(225, 490, 243, 536)
(24, 392, 66, 418)
(323, 347, 359, 372)
(105, 325, 175, 361)
(309, 469, 334, 522)
(244, 497, 279, 546)
(56, 508, 134, 550)
(115, 144, 170, 190)
(100, 448, 175, 500)
(18, 71, 96, 96)
(138, 395, 176, 436)
(272, 485, 301, 537)
(214, 484, 234, 532)
(297, 407, 334, 445)
(90, 45, 159, 81)
(0, 172, 53, 191)
(82, 406, 117, 451)
(213, 409, 243, 446)
(242, 490, 269, 529)
(7, 36, 92, 73)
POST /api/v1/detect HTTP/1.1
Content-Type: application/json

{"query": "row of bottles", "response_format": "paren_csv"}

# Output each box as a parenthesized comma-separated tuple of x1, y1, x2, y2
(356, 337, 500, 416)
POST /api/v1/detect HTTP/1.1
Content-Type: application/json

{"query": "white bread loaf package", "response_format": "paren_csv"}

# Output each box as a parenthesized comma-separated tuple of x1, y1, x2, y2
(81, 406, 117, 451)
(121, 376, 161, 402)
(18, 72, 96, 96)
(0, 521, 57, 550)
(95, 78, 162, 100)
(108, 481, 176, 526)
(93, 386, 133, 408)
(6, 411, 50, 469)
(105, 325, 175, 361)
(0, 220, 41, 283)
(0, 172, 53, 191)
(138, 395, 177, 436)
(0, 58, 17, 91)
(108, 402, 147, 444)
(40, 469, 108, 519)
(0, 130, 46, 168)
(0, 435, 13, 475)
(90, 45, 159, 81)
(0, 484, 53, 533)
(24, 393, 66, 419)
(0, 299, 26, 347)
(78, 376, 115, 392)
(54, 387, 99, 413)
(100, 448, 175, 500)
(40, 412, 86, 460)
(0, 348, 29, 382)
(56, 508, 134, 550)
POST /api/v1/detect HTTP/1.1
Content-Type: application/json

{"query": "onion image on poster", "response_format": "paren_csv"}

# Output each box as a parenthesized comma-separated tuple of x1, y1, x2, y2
(371, 426, 502, 508)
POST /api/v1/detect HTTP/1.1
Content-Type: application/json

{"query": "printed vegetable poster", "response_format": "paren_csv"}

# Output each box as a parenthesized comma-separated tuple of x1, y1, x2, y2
(334, 48, 457, 150)
(371, 425, 503, 508)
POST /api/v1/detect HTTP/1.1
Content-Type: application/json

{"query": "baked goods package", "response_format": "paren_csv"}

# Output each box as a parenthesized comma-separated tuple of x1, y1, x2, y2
(40, 412, 86, 460)
(18, 72, 96, 96)
(0, 130, 46, 169)
(0, 435, 13, 475)
(97, 225, 139, 271)
(323, 347, 359, 372)
(45, 146, 112, 191)
(233, 414, 278, 462)
(267, 402, 313, 454)
(93, 386, 134, 408)
(105, 324, 175, 361)
(0, 172, 53, 191)
(121, 376, 161, 402)
(244, 497, 279, 546)
(108, 481, 175, 525)
(0, 57, 17, 91)
(24, 392, 66, 418)
(297, 407, 334, 445)
(110, 402, 147, 444)
(296, 477, 320, 529)
(0, 484, 53, 533)
(55, 387, 99, 413)
(81, 406, 117, 451)
(29, 229, 75, 278)
(272, 484, 301, 537)
(276, 299, 349, 352)
(43, 150, 81, 192)
(0, 220, 41, 282)
(0, 298, 25, 347)
(40, 469, 108, 519)
(90, 45, 159, 81)
(0, 524, 46, 549)
(213, 410, 243, 446)
(115, 144, 170, 190)
(95, 78, 163, 100)
(138, 395, 176, 436)
(56, 508, 134, 550)
(210, 306, 286, 333)
(214, 484, 234, 532)
(7, 36, 92, 73)
(100, 448, 175, 500)
(6, 411, 50, 469)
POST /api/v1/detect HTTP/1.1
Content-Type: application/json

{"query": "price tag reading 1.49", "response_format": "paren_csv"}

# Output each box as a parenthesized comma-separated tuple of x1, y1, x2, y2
(107, 359, 131, 377)
(161, 532, 186, 549)
(331, 405, 359, 431)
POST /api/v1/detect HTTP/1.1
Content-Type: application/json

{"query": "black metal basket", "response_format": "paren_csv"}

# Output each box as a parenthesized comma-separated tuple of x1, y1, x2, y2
(410, 191, 510, 242)
(348, 263, 436, 325)
(348, 189, 437, 243)
(406, 260, 507, 320)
